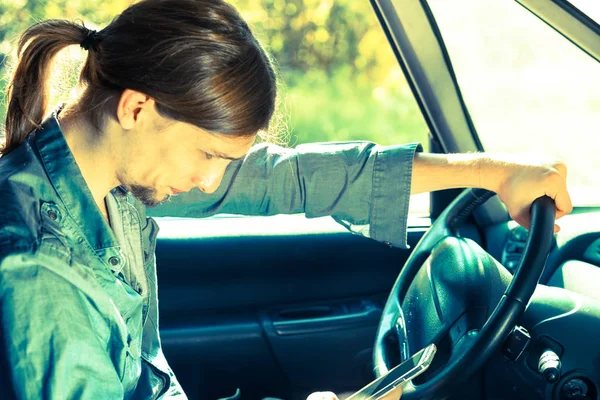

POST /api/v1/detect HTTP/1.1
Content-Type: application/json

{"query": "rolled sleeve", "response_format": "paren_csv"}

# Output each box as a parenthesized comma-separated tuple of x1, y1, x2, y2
(151, 141, 422, 249)
(370, 143, 422, 248)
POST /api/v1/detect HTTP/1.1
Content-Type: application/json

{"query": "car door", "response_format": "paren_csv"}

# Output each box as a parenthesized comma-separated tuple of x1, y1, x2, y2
(153, 214, 430, 400)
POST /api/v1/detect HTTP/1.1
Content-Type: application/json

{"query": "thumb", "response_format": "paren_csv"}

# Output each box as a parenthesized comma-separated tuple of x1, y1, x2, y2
(379, 385, 403, 400)
(306, 392, 339, 400)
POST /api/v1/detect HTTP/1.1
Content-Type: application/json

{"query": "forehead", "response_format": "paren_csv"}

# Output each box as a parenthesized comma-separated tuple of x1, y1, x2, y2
(172, 121, 256, 158)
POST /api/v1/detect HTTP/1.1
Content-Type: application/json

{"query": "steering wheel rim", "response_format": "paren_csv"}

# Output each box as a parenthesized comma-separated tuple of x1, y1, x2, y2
(372, 188, 556, 399)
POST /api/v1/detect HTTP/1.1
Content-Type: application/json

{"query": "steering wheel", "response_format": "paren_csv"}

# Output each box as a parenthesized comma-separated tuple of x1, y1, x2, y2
(373, 188, 556, 399)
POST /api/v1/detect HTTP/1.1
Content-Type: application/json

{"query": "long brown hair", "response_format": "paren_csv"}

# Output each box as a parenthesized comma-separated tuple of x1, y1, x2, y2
(1, 0, 277, 155)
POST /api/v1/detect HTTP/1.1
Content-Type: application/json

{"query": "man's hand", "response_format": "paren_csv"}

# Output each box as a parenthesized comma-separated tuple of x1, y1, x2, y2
(411, 152, 573, 232)
(493, 155, 571, 233)
(306, 385, 402, 400)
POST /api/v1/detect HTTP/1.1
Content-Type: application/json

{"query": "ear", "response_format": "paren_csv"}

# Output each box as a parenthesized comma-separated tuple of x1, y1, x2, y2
(116, 89, 155, 130)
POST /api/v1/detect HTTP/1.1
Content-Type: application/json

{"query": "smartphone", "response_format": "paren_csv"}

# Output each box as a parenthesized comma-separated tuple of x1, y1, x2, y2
(345, 343, 437, 400)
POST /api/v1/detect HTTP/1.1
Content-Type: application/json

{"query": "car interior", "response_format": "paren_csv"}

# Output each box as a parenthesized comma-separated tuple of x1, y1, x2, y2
(146, 0, 600, 399)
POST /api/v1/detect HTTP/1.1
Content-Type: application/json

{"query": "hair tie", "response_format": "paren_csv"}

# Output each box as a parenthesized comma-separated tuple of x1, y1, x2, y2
(80, 30, 99, 51)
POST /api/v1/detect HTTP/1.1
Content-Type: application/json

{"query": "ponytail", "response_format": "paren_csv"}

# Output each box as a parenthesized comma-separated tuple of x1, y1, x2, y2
(1, 20, 90, 155)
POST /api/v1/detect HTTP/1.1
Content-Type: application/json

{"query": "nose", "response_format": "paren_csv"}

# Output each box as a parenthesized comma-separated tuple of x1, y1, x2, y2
(192, 172, 225, 194)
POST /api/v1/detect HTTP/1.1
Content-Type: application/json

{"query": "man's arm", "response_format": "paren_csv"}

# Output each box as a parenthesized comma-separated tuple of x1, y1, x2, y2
(0, 252, 125, 399)
(411, 152, 572, 231)
(156, 142, 571, 245)
(154, 141, 421, 248)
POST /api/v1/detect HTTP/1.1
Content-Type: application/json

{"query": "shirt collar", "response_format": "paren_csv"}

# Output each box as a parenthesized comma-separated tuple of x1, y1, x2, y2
(34, 114, 120, 251)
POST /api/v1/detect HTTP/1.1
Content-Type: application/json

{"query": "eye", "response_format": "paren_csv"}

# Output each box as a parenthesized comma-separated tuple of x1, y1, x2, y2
(199, 150, 214, 160)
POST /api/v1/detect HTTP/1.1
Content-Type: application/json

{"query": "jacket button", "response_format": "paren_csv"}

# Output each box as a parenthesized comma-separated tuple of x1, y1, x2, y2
(108, 256, 120, 266)
(47, 210, 58, 221)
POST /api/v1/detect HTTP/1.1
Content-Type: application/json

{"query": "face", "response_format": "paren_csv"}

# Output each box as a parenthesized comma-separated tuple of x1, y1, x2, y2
(114, 92, 255, 207)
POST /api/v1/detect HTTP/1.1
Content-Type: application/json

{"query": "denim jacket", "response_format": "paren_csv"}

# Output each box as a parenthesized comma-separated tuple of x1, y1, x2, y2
(0, 115, 419, 399)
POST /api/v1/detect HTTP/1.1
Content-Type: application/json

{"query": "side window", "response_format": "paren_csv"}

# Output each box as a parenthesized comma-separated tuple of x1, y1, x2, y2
(0, 0, 430, 217)
(152, 0, 431, 218)
(232, 0, 430, 216)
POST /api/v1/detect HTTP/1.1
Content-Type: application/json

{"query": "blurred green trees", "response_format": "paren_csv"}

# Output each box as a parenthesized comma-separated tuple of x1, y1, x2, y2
(0, 0, 427, 147)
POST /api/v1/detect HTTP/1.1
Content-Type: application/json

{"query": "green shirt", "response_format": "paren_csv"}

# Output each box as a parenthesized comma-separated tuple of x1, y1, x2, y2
(0, 115, 419, 399)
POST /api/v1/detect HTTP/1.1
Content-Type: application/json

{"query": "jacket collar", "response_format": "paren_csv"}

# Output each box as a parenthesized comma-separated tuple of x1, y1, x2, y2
(34, 115, 120, 252)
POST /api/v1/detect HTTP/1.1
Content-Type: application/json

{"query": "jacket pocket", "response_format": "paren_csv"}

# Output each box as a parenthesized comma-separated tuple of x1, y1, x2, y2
(38, 202, 72, 262)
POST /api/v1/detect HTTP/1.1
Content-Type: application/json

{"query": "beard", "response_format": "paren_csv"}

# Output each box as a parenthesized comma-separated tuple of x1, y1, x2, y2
(128, 184, 171, 207)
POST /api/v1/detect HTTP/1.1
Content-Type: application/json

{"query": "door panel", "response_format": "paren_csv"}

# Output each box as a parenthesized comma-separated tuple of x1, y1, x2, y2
(155, 215, 426, 400)
(259, 296, 385, 398)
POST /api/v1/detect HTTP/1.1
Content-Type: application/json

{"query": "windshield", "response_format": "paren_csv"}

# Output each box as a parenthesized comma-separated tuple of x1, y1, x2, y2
(429, 0, 600, 206)
(568, 0, 600, 25)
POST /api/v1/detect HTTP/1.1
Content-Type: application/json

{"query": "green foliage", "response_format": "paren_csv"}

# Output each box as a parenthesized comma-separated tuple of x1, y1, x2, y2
(282, 68, 426, 146)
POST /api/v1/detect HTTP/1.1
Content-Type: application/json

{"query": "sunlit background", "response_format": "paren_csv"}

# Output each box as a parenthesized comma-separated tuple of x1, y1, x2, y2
(429, 0, 600, 206)
(1, 0, 599, 212)
(0, 0, 429, 144)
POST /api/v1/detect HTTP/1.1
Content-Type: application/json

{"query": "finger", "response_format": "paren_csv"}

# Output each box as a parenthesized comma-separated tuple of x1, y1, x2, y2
(379, 385, 403, 400)
(553, 190, 573, 220)
(554, 224, 560, 234)
(513, 214, 530, 231)
(554, 161, 567, 179)
(306, 392, 339, 400)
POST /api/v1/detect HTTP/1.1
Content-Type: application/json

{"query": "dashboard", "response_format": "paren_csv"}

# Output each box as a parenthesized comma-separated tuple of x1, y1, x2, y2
(483, 209, 600, 400)
(486, 209, 600, 294)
